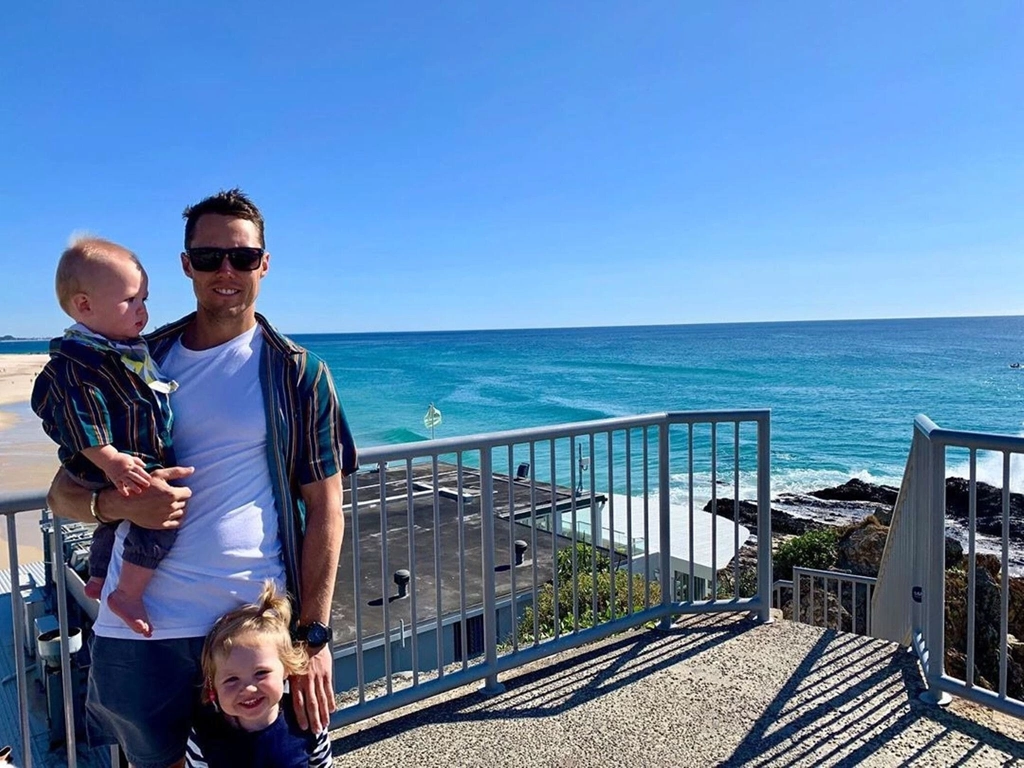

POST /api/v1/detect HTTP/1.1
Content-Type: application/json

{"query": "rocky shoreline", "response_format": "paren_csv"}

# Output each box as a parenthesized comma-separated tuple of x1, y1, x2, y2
(711, 477, 1024, 574)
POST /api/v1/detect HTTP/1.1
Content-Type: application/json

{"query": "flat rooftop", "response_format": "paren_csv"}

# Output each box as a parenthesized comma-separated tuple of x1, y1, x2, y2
(334, 462, 607, 646)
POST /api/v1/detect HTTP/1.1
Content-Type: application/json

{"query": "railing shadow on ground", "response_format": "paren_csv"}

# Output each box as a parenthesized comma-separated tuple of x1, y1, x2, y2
(719, 630, 1024, 767)
(330, 615, 1024, 767)
(330, 615, 746, 759)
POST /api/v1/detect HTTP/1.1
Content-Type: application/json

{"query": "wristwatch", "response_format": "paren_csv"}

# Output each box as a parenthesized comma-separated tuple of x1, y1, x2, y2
(293, 621, 333, 650)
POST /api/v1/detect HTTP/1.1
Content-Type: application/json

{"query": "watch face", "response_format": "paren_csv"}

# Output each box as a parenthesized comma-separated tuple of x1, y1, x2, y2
(305, 622, 332, 646)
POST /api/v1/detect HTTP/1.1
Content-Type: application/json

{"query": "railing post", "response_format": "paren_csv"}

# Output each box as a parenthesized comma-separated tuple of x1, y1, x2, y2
(923, 436, 950, 704)
(7, 515, 32, 768)
(757, 413, 773, 623)
(658, 420, 672, 629)
(479, 448, 504, 693)
(50, 517, 78, 768)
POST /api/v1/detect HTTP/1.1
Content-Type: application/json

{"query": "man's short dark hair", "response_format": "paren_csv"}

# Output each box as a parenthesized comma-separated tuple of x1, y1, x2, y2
(182, 188, 266, 249)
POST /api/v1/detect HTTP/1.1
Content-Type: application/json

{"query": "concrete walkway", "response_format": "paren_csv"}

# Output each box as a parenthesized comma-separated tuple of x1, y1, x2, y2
(328, 614, 1024, 767)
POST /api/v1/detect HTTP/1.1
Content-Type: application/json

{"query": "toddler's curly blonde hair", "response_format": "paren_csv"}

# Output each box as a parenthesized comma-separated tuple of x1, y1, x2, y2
(200, 581, 308, 704)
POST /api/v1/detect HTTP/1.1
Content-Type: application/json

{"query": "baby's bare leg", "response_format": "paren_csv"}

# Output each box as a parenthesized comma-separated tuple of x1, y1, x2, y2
(107, 562, 155, 637)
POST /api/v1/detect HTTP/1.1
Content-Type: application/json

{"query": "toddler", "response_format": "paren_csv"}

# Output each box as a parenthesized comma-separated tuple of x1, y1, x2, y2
(32, 236, 177, 637)
(186, 582, 331, 767)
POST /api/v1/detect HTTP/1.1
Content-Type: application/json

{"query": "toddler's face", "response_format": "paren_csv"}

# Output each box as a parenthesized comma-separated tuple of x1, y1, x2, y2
(82, 260, 149, 341)
(212, 633, 287, 732)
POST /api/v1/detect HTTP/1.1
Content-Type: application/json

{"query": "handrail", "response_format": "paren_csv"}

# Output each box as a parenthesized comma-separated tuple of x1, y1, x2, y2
(0, 408, 774, 755)
(873, 414, 1024, 720)
(791, 566, 875, 635)
(1, 504, 84, 768)
(870, 429, 922, 646)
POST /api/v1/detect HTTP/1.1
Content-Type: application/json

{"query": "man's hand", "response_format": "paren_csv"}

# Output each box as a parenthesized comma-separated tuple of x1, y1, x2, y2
(290, 643, 334, 733)
(47, 465, 194, 528)
(110, 466, 194, 529)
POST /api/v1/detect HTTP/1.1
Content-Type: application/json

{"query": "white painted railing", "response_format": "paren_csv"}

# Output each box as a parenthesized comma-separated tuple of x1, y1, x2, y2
(0, 409, 774, 762)
(792, 567, 875, 636)
(334, 410, 772, 726)
(872, 415, 1024, 718)
(772, 570, 876, 636)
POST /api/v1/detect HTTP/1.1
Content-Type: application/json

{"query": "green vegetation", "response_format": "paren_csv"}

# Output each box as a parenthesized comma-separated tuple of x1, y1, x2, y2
(773, 528, 839, 581)
(517, 543, 661, 643)
(717, 566, 758, 599)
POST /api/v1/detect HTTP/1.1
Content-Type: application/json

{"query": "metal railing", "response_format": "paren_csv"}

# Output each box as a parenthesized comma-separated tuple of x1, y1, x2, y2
(0, 409, 773, 761)
(872, 415, 1024, 719)
(333, 410, 772, 726)
(871, 426, 926, 647)
(791, 567, 875, 635)
(772, 570, 876, 636)
(0, 493, 119, 768)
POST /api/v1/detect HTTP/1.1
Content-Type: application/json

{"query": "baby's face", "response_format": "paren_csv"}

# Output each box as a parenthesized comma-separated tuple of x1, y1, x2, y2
(212, 634, 286, 732)
(82, 260, 149, 341)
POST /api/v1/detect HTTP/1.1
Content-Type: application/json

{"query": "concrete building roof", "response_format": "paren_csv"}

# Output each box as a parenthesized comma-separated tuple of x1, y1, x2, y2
(594, 494, 752, 571)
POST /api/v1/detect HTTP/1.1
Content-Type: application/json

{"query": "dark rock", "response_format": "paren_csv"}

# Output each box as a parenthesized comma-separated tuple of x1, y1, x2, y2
(945, 478, 1024, 542)
(810, 478, 898, 506)
(705, 498, 828, 536)
(835, 519, 888, 577)
(945, 477, 1024, 519)
(945, 537, 964, 570)
(946, 563, 1024, 699)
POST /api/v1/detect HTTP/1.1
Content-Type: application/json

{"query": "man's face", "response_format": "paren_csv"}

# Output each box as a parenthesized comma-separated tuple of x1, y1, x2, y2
(181, 214, 269, 325)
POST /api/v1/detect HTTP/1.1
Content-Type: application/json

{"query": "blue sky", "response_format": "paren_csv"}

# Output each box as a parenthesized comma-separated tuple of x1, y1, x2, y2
(2, 2, 1021, 336)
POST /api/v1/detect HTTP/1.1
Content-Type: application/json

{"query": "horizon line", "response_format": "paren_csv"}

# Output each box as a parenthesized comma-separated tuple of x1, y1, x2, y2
(4, 312, 1023, 343)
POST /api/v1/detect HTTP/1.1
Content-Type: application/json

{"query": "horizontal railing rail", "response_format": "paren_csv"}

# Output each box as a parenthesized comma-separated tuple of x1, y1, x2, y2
(874, 415, 1024, 720)
(0, 409, 773, 756)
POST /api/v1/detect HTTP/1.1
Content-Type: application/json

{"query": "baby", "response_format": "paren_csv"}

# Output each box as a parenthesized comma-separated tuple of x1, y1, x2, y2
(32, 236, 177, 637)
(186, 582, 331, 767)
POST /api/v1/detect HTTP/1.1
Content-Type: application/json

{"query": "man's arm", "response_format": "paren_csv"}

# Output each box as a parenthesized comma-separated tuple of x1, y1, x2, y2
(46, 465, 194, 528)
(289, 472, 344, 733)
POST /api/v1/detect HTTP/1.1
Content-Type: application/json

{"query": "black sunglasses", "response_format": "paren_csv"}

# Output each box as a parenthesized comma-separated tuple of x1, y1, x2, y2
(185, 247, 265, 272)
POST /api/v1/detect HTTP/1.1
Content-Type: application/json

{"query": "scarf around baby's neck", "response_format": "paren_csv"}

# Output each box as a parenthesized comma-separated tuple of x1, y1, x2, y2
(64, 325, 179, 395)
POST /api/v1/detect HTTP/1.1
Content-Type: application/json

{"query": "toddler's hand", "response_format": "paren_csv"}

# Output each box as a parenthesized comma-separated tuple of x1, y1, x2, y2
(109, 455, 153, 497)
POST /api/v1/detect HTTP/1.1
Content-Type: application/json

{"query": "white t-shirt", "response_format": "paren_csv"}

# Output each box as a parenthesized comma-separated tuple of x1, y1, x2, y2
(93, 325, 286, 639)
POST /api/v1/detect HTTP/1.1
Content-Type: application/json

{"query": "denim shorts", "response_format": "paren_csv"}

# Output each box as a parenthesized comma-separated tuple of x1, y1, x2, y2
(86, 635, 206, 768)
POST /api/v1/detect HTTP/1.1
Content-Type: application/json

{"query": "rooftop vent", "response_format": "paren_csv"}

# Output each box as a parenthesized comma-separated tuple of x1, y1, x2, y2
(514, 540, 528, 566)
(394, 569, 410, 599)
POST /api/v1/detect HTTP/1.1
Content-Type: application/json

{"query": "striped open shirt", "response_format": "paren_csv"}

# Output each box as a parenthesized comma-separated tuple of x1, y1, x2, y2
(32, 334, 175, 486)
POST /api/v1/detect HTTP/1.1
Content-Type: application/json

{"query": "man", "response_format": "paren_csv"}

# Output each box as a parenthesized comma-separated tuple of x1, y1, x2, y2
(48, 189, 357, 768)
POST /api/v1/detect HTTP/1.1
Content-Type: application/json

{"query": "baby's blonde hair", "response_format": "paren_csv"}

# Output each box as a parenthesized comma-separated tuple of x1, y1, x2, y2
(55, 235, 142, 316)
(201, 581, 308, 704)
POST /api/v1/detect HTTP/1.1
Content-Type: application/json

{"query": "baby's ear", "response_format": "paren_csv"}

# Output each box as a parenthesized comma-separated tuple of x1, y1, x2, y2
(71, 292, 90, 316)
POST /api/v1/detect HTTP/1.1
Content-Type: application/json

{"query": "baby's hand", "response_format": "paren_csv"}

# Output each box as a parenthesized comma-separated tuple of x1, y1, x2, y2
(107, 455, 153, 497)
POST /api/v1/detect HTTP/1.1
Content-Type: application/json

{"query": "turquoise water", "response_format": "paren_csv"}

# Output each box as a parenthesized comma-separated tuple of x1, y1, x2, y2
(10, 316, 1024, 494)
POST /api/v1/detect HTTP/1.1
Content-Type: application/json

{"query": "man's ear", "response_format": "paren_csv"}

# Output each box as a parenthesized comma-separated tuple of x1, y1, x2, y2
(259, 252, 270, 279)
(181, 252, 193, 278)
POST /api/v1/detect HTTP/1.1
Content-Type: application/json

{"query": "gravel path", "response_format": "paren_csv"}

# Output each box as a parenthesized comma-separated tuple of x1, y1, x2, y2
(329, 614, 1024, 767)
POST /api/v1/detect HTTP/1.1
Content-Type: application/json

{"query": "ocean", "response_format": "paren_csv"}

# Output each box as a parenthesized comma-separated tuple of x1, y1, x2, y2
(8, 315, 1024, 497)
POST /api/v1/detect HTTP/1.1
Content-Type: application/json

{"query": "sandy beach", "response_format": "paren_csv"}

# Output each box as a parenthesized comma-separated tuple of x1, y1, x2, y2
(0, 353, 58, 568)
(0, 353, 48, 420)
